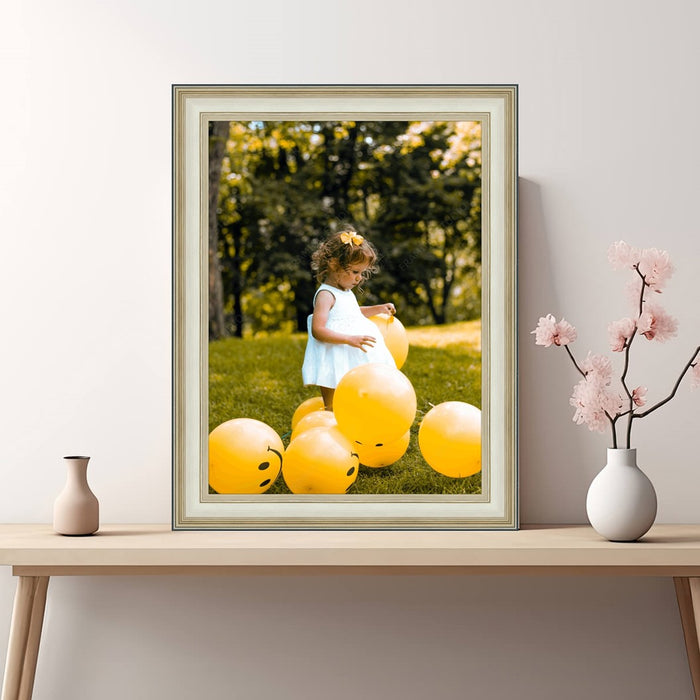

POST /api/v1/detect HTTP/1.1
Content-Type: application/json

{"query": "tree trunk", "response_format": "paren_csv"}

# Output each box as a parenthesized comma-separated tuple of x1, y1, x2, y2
(231, 222, 244, 338)
(208, 121, 229, 340)
(294, 273, 315, 333)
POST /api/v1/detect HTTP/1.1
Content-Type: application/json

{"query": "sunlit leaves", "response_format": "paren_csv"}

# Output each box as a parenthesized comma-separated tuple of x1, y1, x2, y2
(210, 119, 482, 337)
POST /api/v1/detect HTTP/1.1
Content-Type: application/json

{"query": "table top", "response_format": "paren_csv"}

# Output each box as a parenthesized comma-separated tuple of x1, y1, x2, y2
(2, 524, 700, 575)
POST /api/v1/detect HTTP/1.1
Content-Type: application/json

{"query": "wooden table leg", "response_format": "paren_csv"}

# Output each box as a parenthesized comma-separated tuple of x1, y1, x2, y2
(675, 577, 700, 700)
(1, 576, 49, 700)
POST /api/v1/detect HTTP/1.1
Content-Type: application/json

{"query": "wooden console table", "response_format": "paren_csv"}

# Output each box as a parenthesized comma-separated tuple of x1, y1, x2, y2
(2, 523, 700, 700)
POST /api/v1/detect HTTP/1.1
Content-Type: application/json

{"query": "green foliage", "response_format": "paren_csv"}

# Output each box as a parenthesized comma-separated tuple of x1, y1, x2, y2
(210, 120, 482, 338)
(208, 323, 481, 495)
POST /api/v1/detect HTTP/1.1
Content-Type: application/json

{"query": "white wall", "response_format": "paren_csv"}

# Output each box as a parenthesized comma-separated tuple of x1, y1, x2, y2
(1, 1, 699, 697)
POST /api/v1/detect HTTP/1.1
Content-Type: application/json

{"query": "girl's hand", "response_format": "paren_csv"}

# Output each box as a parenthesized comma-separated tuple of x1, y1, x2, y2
(360, 303, 396, 319)
(346, 334, 376, 352)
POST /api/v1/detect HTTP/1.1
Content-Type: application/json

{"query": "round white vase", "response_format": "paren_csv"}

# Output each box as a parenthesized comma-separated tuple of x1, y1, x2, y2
(53, 456, 99, 536)
(585, 448, 657, 542)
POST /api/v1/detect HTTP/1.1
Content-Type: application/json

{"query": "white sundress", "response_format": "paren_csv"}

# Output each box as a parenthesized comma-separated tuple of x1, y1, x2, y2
(301, 283, 396, 389)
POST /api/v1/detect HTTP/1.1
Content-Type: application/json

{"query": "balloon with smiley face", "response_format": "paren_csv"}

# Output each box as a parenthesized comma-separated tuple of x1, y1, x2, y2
(355, 430, 411, 468)
(282, 426, 359, 494)
(209, 418, 284, 494)
(418, 401, 481, 478)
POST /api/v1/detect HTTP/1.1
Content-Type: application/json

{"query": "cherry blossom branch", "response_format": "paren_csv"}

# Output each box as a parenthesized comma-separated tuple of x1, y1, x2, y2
(608, 414, 619, 448)
(620, 267, 646, 395)
(631, 346, 700, 421)
(634, 264, 646, 316)
(621, 267, 648, 446)
(563, 345, 619, 446)
(624, 409, 634, 449)
(533, 242, 695, 450)
(564, 345, 587, 378)
(619, 335, 637, 401)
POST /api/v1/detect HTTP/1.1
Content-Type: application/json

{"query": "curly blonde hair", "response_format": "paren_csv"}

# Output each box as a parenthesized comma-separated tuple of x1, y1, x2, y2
(311, 225, 379, 284)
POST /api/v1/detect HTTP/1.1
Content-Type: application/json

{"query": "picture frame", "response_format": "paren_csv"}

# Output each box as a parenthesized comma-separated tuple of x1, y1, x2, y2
(172, 85, 517, 529)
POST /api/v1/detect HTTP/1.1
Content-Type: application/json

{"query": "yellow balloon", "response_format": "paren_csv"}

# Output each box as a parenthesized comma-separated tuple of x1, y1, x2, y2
(418, 401, 481, 478)
(355, 430, 410, 468)
(334, 363, 416, 445)
(290, 410, 337, 441)
(282, 426, 360, 494)
(369, 313, 409, 368)
(209, 418, 284, 493)
(291, 396, 326, 429)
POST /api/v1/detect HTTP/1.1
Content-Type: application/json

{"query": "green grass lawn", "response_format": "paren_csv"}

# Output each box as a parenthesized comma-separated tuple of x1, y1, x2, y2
(209, 321, 482, 495)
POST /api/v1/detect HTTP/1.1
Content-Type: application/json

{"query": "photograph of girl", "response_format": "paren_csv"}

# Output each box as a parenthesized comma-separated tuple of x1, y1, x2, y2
(302, 227, 396, 410)
(207, 120, 482, 496)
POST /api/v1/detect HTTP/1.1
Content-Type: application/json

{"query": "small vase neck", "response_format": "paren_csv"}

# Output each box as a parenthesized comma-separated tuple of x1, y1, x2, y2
(606, 448, 637, 467)
(63, 457, 90, 484)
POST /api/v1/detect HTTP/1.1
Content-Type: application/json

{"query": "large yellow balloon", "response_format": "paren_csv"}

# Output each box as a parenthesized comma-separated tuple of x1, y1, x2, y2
(282, 426, 359, 494)
(290, 410, 337, 441)
(209, 418, 284, 493)
(369, 313, 409, 369)
(334, 363, 416, 445)
(418, 402, 481, 478)
(355, 430, 410, 468)
(291, 396, 326, 429)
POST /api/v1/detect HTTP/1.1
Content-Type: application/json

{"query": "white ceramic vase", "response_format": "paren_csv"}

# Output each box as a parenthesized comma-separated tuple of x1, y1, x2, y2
(585, 448, 657, 542)
(53, 456, 99, 536)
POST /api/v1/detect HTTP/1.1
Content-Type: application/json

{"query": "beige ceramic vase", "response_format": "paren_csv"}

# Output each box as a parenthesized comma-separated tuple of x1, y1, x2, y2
(53, 456, 99, 536)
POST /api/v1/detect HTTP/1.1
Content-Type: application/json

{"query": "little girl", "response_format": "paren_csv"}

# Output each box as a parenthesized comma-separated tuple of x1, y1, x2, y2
(302, 226, 397, 410)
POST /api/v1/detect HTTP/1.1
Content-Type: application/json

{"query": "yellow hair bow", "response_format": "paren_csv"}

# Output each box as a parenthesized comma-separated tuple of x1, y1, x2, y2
(340, 231, 364, 246)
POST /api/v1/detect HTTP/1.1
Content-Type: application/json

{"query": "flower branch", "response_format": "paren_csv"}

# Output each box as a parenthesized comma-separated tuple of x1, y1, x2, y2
(619, 266, 649, 444)
(633, 346, 700, 420)
(532, 241, 698, 448)
(564, 344, 587, 379)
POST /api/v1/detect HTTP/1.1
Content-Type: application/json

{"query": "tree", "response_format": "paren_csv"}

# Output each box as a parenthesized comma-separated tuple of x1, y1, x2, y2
(357, 121, 481, 324)
(208, 121, 230, 339)
(208, 119, 482, 337)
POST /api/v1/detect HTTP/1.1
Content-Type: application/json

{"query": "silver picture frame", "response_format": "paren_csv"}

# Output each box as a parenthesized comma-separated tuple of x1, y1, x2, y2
(173, 85, 517, 529)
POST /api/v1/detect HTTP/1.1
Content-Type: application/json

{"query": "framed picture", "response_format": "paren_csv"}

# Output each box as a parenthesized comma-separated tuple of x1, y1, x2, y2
(172, 85, 517, 529)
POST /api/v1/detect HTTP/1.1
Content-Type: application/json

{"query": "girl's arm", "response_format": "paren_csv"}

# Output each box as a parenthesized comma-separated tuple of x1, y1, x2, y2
(360, 302, 396, 318)
(312, 290, 376, 352)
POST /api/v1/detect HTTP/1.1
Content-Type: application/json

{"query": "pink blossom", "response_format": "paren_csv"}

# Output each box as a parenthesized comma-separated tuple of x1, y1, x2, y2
(535, 241, 696, 445)
(580, 352, 614, 383)
(614, 243, 674, 304)
(632, 386, 647, 406)
(570, 377, 624, 433)
(608, 318, 636, 352)
(532, 314, 577, 347)
(637, 303, 678, 342)
(608, 241, 640, 270)
(638, 247, 674, 292)
(691, 362, 700, 390)
(625, 277, 646, 308)
(569, 353, 623, 432)
(570, 380, 607, 432)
